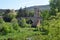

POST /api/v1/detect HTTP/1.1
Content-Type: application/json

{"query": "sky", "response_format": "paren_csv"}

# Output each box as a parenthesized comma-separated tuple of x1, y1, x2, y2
(0, 0, 49, 9)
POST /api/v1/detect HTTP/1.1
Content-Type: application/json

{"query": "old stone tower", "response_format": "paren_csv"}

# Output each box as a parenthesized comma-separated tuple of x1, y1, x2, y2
(32, 8, 40, 27)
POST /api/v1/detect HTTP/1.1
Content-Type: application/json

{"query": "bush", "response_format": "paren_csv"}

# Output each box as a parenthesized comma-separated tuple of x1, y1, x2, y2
(0, 23, 13, 35)
(18, 18, 31, 28)
(3, 9, 17, 22)
(11, 18, 20, 31)
(0, 18, 4, 23)
(41, 10, 50, 20)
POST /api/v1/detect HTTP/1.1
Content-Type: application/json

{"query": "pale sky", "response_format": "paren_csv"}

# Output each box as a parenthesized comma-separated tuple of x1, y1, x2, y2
(0, 0, 49, 9)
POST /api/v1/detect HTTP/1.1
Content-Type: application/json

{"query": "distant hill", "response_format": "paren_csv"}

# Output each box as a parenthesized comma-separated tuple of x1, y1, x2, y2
(0, 9, 6, 12)
(0, 5, 50, 13)
(26, 5, 50, 11)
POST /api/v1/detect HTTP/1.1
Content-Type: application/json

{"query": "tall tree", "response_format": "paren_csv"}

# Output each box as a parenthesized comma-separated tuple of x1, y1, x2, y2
(50, 0, 60, 15)
(57, 0, 60, 12)
(17, 7, 29, 17)
(17, 8, 24, 17)
(50, 0, 57, 16)
(23, 7, 29, 17)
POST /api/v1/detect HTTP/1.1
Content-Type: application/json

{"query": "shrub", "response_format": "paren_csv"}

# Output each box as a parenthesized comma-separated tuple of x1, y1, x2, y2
(0, 18, 4, 23)
(11, 18, 20, 31)
(18, 18, 31, 28)
(3, 9, 17, 22)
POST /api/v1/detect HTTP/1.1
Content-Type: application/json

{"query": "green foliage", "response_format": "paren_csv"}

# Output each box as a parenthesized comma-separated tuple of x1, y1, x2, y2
(0, 23, 13, 35)
(18, 18, 31, 28)
(23, 7, 29, 17)
(28, 11, 34, 17)
(17, 7, 29, 17)
(1, 1, 60, 39)
(50, 0, 60, 16)
(0, 18, 19, 35)
(17, 8, 24, 17)
(0, 12, 4, 16)
(6, 10, 16, 19)
(3, 9, 17, 22)
(41, 10, 50, 20)
(17, 7, 34, 17)
(11, 18, 20, 31)
(0, 18, 4, 23)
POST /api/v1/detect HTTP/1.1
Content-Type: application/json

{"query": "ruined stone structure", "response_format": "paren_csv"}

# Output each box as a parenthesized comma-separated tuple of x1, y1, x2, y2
(32, 8, 41, 27)
(18, 8, 42, 27)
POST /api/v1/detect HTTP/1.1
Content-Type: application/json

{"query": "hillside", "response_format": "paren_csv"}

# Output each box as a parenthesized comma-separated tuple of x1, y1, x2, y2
(0, 5, 50, 12)
(26, 5, 50, 11)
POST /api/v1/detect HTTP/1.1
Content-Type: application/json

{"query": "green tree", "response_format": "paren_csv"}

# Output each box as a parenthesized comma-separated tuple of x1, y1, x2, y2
(50, 0, 60, 15)
(0, 18, 4, 23)
(50, 0, 57, 16)
(3, 9, 17, 22)
(0, 22, 15, 35)
(17, 7, 29, 17)
(18, 18, 31, 28)
(23, 7, 29, 17)
(17, 8, 24, 17)
(57, 0, 60, 12)
(7, 9, 17, 19)
(11, 18, 20, 30)
(29, 11, 34, 17)
(41, 10, 50, 20)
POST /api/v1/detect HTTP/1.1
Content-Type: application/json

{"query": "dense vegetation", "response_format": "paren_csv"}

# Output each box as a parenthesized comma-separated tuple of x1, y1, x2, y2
(0, 0, 60, 40)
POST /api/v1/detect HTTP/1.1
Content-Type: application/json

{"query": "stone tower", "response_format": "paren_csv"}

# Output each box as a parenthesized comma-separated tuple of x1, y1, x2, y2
(34, 8, 40, 17)
(32, 8, 40, 27)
